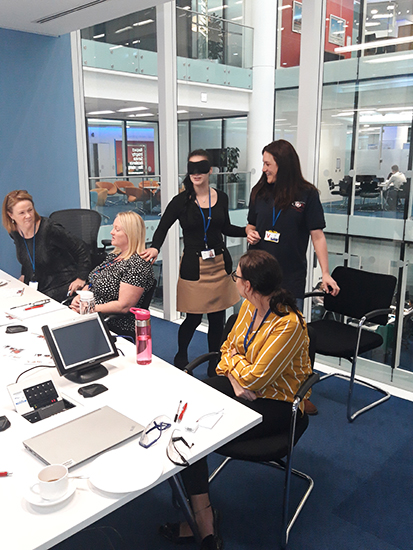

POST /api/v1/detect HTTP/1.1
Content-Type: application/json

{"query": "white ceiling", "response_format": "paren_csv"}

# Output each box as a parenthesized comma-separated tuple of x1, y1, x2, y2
(0, 0, 166, 37)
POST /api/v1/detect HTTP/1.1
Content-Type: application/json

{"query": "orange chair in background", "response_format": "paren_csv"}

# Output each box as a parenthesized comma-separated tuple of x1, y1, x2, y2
(115, 181, 138, 202)
(96, 181, 117, 195)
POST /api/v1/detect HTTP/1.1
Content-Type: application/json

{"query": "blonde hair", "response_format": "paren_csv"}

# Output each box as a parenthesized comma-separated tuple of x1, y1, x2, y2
(2, 190, 41, 233)
(113, 211, 146, 259)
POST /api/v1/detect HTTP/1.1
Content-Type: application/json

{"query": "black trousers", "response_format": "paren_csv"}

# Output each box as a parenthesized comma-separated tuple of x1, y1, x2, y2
(180, 376, 294, 496)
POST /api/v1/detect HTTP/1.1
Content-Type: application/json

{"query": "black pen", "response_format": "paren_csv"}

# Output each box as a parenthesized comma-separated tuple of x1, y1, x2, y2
(174, 400, 182, 423)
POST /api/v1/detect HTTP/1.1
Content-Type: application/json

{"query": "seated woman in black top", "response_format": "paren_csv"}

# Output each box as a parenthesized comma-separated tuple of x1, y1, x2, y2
(70, 211, 154, 336)
(142, 149, 246, 375)
(2, 190, 90, 302)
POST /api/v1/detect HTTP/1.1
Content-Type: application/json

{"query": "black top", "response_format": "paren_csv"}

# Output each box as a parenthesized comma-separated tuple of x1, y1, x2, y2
(10, 217, 91, 302)
(88, 252, 154, 334)
(151, 189, 246, 281)
(248, 186, 325, 298)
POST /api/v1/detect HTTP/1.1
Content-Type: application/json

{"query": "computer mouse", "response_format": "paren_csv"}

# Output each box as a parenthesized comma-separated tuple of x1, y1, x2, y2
(0, 416, 11, 431)
(78, 383, 108, 398)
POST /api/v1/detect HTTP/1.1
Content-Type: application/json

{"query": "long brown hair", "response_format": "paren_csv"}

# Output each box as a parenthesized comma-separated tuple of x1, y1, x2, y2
(2, 190, 41, 233)
(250, 140, 314, 210)
(239, 250, 305, 326)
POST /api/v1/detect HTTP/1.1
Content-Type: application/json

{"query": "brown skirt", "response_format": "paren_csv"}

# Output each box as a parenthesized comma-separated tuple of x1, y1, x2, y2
(177, 255, 240, 314)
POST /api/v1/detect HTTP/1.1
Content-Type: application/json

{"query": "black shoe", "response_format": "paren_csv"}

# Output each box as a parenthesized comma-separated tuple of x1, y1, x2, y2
(159, 522, 195, 544)
(174, 354, 188, 370)
(200, 534, 223, 550)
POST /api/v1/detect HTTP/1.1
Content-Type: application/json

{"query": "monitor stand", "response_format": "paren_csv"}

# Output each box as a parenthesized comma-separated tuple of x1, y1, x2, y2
(64, 364, 108, 384)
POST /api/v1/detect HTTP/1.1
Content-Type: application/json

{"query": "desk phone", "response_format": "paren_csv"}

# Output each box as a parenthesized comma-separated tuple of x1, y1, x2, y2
(7, 373, 75, 423)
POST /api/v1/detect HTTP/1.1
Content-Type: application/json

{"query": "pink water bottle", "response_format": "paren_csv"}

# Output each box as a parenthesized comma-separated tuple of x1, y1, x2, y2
(130, 308, 152, 365)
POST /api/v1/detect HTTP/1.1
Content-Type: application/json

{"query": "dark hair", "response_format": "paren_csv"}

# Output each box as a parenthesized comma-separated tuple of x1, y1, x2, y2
(250, 139, 314, 210)
(182, 149, 212, 203)
(238, 249, 304, 326)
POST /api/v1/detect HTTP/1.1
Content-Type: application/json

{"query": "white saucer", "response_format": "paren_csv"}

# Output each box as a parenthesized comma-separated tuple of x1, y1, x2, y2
(89, 442, 165, 493)
(24, 481, 76, 507)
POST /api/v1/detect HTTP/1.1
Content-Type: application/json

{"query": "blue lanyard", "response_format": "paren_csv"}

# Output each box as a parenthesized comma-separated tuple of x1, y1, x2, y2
(88, 257, 120, 289)
(22, 224, 36, 279)
(244, 308, 272, 353)
(273, 207, 281, 228)
(196, 189, 212, 249)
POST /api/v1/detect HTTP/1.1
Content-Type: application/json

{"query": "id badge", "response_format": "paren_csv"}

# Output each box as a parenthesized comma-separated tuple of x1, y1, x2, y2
(264, 230, 280, 243)
(29, 281, 38, 290)
(201, 249, 216, 260)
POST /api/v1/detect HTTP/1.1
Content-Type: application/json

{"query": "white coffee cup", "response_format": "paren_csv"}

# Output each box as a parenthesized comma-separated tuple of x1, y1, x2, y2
(77, 290, 96, 315)
(31, 464, 69, 501)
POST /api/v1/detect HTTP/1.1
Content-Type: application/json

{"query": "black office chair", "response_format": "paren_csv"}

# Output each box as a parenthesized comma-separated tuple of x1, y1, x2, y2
(50, 208, 104, 269)
(359, 180, 381, 210)
(305, 266, 396, 422)
(182, 317, 319, 548)
(328, 178, 340, 196)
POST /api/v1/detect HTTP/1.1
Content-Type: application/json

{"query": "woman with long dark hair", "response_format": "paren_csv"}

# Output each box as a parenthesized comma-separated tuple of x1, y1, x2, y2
(246, 139, 339, 309)
(142, 150, 246, 375)
(159, 250, 312, 550)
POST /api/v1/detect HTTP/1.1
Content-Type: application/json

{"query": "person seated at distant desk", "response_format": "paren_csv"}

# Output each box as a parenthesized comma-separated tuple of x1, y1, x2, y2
(381, 165, 406, 211)
(70, 211, 154, 337)
(159, 250, 312, 550)
(2, 190, 91, 301)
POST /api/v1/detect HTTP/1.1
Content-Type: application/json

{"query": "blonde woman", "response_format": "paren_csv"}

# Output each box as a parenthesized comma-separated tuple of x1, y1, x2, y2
(71, 211, 154, 336)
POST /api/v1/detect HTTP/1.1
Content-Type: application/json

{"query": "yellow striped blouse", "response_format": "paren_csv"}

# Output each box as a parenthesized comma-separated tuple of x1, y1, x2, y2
(217, 299, 312, 408)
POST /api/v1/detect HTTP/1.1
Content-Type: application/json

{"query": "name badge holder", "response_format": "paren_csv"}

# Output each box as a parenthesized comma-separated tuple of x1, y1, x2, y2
(264, 208, 281, 244)
(196, 189, 215, 261)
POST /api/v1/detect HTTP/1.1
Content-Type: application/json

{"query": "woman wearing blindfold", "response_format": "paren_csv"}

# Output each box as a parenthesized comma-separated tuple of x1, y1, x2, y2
(141, 149, 246, 375)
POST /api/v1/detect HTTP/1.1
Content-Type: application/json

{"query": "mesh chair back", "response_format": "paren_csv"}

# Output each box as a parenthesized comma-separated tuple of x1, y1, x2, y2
(323, 266, 396, 325)
(50, 209, 102, 266)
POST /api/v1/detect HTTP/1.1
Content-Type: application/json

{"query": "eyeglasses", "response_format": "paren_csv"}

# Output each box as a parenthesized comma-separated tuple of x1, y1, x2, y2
(231, 271, 243, 283)
(139, 415, 172, 448)
(166, 430, 194, 467)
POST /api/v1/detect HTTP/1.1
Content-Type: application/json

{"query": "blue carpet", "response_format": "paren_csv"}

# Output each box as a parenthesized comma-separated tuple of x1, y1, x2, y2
(54, 318, 413, 550)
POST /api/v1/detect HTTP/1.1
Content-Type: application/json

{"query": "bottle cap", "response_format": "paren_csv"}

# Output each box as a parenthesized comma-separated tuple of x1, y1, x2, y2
(130, 307, 150, 320)
(77, 290, 94, 301)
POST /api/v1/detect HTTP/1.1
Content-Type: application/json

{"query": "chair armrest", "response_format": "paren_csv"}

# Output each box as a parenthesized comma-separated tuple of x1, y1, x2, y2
(361, 308, 393, 324)
(101, 239, 112, 247)
(294, 373, 319, 401)
(184, 352, 219, 374)
(303, 291, 324, 300)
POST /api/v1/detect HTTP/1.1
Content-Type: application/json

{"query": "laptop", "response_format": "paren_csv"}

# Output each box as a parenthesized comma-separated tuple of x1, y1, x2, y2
(23, 406, 144, 469)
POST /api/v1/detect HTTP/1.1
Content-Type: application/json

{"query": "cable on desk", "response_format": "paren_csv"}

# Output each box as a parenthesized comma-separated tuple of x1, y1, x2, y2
(15, 365, 54, 384)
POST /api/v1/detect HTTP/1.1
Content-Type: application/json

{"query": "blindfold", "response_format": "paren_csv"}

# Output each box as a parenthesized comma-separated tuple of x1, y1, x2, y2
(188, 160, 211, 175)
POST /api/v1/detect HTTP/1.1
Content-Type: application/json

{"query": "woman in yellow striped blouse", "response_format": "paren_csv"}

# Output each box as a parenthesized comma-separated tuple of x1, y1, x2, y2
(160, 250, 311, 550)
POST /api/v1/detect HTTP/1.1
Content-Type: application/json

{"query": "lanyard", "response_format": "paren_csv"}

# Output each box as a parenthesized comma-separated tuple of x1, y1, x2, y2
(244, 308, 272, 353)
(196, 188, 212, 249)
(22, 224, 36, 279)
(272, 207, 281, 228)
(88, 257, 120, 289)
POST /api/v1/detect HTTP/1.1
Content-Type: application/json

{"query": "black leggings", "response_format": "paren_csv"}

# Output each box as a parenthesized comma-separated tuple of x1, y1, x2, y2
(180, 376, 294, 496)
(175, 310, 225, 376)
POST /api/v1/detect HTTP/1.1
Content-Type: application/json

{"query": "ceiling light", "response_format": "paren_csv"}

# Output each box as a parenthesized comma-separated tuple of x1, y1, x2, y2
(278, 4, 292, 10)
(231, 16, 243, 21)
(371, 9, 378, 15)
(130, 113, 154, 118)
(87, 110, 115, 115)
(365, 22, 381, 26)
(177, 110, 188, 114)
(117, 106, 148, 112)
(115, 26, 132, 34)
(93, 33, 105, 39)
(387, 5, 395, 9)
(109, 45, 123, 51)
(133, 19, 155, 26)
(372, 13, 393, 19)
(335, 35, 413, 53)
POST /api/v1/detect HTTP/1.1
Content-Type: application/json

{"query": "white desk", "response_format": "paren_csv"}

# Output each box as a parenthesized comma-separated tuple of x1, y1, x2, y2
(0, 271, 261, 550)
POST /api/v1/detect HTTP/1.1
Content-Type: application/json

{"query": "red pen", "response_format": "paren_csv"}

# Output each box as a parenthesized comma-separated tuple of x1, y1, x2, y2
(25, 304, 44, 311)
(0, 472, 12, 477)
(178, 403, 188, 423)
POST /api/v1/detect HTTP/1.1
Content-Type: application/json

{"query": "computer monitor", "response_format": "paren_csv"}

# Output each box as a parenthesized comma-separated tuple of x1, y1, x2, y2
(42, 313, 118, 384)
(355, 174, 375, 183)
